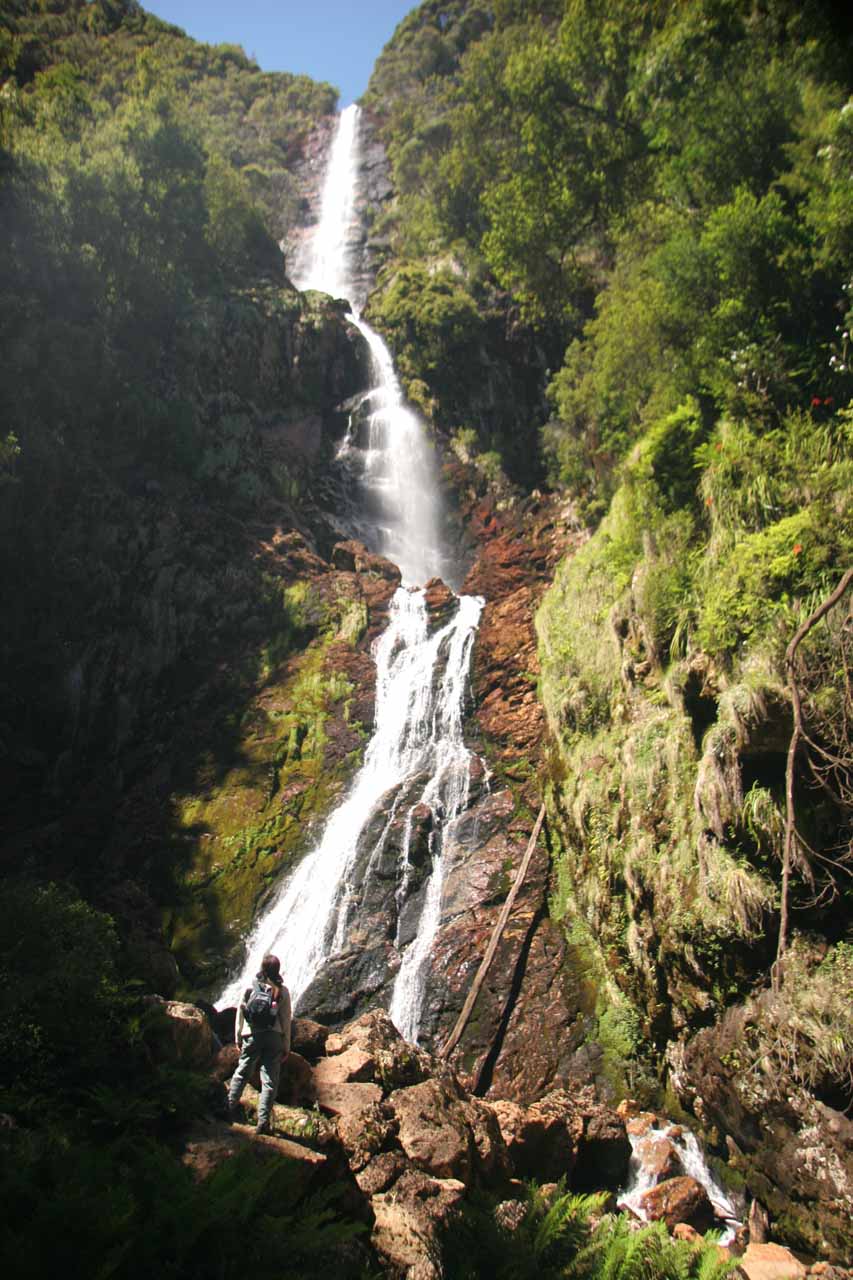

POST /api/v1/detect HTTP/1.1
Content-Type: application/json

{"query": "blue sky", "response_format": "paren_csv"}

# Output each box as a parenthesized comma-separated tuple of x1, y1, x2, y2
(145, 0, 416, 106)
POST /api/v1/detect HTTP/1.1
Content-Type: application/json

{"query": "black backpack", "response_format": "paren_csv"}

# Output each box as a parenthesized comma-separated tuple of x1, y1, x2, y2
(243, 979, 278, 1030)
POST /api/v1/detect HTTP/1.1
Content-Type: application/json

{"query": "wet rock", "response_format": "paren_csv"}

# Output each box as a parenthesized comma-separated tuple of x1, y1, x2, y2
(640, 1175, 716, 1233)
(423, 578, 456, 629)
(738, 1243, 807, 1280)
(634, 1134, 684, 1185)
(669, 1023, 853, 1262)
(299, 944, 400, 1024)
(371, 1168, 466, 1280)
(625, 1112, 660, 1137)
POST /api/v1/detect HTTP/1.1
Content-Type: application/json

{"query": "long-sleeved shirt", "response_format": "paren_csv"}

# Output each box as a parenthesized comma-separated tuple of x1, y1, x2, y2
(236, 982, 292, 1055)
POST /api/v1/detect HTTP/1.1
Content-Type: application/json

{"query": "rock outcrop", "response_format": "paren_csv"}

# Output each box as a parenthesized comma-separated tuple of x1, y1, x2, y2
(669, 1016, 853, 1264)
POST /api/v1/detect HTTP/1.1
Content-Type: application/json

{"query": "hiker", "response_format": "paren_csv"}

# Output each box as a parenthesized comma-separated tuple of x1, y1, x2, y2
(227, 953, 292, 1135)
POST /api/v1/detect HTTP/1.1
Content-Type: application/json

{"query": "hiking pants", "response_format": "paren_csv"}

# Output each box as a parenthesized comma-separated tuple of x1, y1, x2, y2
(228, 1029, 284, 1130)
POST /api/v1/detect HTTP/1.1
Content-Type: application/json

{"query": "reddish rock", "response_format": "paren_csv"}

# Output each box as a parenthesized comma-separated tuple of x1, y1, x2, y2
(462, 1098, 512, 1187)
(371, 1168, 466, 1280)
(335, 1100, 396, 1172)
(356, 1150, 409, 1197)
(389, 1079, 473, 1181)
(181, 1118, 326, 1189)
(640, 1176, 716, 1233)
(491, 1091, 583, 1183)
(626, 1112, 660, 1137)
(673, 1223, 702, 1243)
(291, 1017, 329, 1062)
(739, 1243, 807, 1280)
(209, 1042, 240, 1084)
(315, 1080, 383, 1119)
(423, 577, 456, 626)
(278, 1050, 316, 1106)
(313, 1046, 376, 1088)
(634, 1134, 684, 1185)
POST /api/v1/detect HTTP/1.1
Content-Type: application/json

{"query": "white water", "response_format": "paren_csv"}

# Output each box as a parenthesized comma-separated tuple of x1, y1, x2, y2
(218, 105, 482, 1040)
(618, 1123, 741, 1243)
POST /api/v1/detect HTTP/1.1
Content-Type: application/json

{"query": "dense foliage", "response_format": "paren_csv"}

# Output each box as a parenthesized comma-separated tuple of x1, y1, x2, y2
(442, 1182, 737, 1280)
(366, 0, 853, 496)
(0, 15, 369, 1275)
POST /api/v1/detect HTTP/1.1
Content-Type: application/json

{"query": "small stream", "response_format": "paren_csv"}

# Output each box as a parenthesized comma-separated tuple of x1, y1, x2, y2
(618, 1121, 742, 1243)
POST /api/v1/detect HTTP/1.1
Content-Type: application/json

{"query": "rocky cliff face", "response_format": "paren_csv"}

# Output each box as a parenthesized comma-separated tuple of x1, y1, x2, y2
(0, 284, 372, 986)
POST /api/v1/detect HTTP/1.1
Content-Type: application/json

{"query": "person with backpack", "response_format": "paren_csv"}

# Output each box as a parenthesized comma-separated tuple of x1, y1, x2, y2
(227, 953, 292, 1135)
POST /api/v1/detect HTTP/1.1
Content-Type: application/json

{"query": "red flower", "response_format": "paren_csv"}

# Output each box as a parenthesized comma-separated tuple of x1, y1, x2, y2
(824, 396, 834, 407)
(811, 396, 822, 408)
(705, 496, 713, 506)
(793, 543, 803, 555)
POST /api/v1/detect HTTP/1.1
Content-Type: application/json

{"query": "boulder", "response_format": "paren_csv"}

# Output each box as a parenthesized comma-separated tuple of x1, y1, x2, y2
(356, 1150, 409, 1197)
(335, 1100, 397, 1171)
(327, 1008, 403, 1057)
(292, 1017, 329, 1062)
(625, 1112, 660, 1137)
(315, 1080, 383, 1119)
(161, 1001, 216, 1068)
(462, 1098, 512, 1187)
(574, 1094, 631, 1190)
(331, 540, 401, 583)
(313, 1046, 376, 1088)
(229, 1085, 334, 1145)
(371, 1168, 466, 1280)
(491, 1091, 583, 1183)
(634, 1134, 684, 1185)
(390, 1079, 473, 1182)
(640, 1175, 716, 1233)
(278, 1051, 316, 1106)
(423, 578, 456, 628)
(209, 1042, 240, 1084)
(181, 1118, 326, 1194)
(738, 1243, 807, 1280)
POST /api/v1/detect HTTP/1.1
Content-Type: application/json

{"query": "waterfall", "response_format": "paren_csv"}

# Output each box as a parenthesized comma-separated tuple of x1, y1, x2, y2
(218, 106, 483, 1043)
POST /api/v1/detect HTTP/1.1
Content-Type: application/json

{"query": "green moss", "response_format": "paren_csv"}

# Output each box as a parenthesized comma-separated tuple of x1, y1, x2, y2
(166, 585, 370, 986)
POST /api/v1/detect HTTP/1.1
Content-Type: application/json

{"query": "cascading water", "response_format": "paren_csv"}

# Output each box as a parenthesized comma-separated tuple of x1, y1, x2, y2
(218, 105, 483, 1043)
(618, 1124, 742, 1243)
